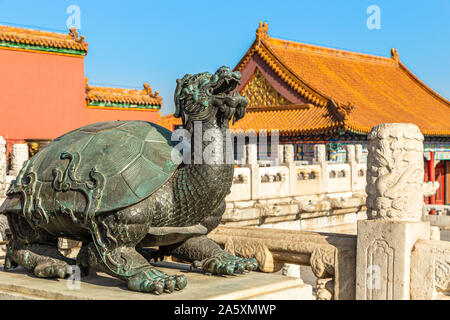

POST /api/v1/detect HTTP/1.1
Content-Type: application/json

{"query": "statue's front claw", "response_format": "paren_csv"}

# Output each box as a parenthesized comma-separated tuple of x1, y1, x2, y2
(127, 267, 187, 294)
(34, 260, 71, 279)
(193, 253, 258, 275)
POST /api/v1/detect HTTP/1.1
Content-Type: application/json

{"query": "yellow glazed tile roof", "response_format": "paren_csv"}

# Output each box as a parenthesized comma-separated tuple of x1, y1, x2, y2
(159, 105, 340, 135)
(234, 22, 450, 136)
(86, 82, 162, 109)
(230, 105, 340, 135)
(159, 113, 182, 130)
(0, 25, 88, 53)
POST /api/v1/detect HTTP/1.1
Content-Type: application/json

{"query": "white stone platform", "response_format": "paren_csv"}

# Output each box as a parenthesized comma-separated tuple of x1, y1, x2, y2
(0, 261, 313, 300)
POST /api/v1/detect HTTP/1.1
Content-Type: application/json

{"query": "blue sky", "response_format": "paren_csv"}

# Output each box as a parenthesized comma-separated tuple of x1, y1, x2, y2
(0, 0, 449, 115)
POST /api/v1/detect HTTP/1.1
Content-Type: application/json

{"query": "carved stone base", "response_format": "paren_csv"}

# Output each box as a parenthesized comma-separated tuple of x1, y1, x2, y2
(356, 220, 430, 300)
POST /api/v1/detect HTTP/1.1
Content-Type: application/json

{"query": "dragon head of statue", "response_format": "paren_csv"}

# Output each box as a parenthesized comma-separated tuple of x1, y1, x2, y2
(174, 66, 248, 131)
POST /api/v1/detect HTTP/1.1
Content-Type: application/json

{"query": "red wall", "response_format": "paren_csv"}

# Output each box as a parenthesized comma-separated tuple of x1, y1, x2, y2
(0, 48, 161, 145)
(0, 49, 86, 141)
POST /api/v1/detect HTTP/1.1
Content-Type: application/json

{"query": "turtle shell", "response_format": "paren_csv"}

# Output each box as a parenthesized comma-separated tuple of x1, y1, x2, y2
(19, 120, 180, 215)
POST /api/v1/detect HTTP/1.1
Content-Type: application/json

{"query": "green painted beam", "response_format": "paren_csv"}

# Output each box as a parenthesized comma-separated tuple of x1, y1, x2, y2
(88, 101, 161, 110)
(0, 41, 86, 56)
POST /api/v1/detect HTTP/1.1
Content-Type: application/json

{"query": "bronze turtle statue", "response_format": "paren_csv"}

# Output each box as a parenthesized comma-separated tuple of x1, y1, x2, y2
(0, 66, 256, 294)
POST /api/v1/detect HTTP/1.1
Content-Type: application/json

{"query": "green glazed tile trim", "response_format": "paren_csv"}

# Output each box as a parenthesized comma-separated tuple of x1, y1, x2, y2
(0, 40, 86, 55)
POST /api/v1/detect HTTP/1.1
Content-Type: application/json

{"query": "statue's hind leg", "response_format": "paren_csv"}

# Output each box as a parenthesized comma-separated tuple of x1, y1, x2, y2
(5, 213, 75, 279)
(150, 201, 258, 275)
(83, 209, 186, 294)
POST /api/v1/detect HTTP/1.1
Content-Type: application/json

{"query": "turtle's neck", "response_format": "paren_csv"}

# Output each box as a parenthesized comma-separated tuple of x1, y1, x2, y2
(171, 119, 233, 225)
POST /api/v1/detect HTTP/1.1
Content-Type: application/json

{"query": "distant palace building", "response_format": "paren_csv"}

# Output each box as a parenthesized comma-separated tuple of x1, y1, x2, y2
(160, 21, 450, 205)
(0, 25, 162, 156)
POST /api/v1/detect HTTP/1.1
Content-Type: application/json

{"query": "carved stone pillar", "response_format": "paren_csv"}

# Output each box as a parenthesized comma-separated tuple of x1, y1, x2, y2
(10, 143, 29, 176)
(365, 123, 433, 222)
(356, 123, 431, 300)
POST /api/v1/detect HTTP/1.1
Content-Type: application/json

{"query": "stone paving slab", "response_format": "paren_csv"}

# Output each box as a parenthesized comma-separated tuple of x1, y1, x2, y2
(0, 261, 313, 300)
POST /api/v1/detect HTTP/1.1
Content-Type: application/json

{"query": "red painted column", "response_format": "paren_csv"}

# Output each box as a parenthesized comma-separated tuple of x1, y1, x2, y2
(429, 151, 436, 215)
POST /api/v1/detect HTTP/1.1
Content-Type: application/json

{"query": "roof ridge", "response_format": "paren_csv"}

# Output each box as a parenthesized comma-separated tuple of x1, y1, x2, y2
(0, 24, 69, 38)
(86, 82, 160, 97)
(0, 24, 88, 54)
(255, 21, 395, 65)
(257, 40, 331, 106)
(86, 81, 162, 107)
(267, 36, 396, 65)
(234, 21, 450, 136)
(247, 104, 313, 112)
(397, 61, 450, 107)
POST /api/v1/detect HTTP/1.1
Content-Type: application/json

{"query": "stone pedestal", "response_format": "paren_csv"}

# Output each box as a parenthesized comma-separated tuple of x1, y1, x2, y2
(356, 220, 430, 300)
(0, 262, 314, 300)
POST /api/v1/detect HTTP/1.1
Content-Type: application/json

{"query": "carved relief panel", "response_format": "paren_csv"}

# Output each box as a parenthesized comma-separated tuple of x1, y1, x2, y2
(366, 239, 394, 300)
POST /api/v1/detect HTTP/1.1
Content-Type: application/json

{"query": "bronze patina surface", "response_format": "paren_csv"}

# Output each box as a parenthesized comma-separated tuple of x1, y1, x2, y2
(0, 66, 256, 294)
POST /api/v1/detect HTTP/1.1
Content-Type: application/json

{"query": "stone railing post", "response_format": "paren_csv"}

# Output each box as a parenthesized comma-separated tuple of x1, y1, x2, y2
(276, 144, 284, 166)
(247, 143, 257, 166)
(284, 144, 294, 164)
(247, 143, 260, 200)
(356, 123, 430, 300)
(355, 144, 363, 163)
(346, 144, 355, 163)
(284, 144, 296, 196)
(0, 136, 6, 194)
(346, 144, 358, 191)
(239, 144, 247, 166)
(10, 143, 29, 176)
(313, 144, 328, 193)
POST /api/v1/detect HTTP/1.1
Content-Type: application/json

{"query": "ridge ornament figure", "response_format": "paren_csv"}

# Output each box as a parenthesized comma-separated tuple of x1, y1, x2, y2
(0, 66, 257, 294)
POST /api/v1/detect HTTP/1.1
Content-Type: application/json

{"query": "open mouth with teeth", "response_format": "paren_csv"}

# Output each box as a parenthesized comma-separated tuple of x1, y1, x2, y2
(212, 75, 241, 95)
